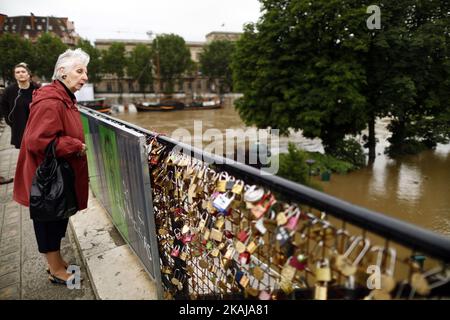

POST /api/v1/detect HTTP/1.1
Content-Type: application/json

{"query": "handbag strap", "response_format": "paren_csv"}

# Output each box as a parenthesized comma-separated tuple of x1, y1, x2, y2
(44, 138, 58, 160)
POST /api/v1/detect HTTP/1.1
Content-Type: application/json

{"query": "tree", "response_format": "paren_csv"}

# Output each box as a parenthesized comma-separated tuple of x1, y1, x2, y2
(199, 40, 236, 94)
(102, 42, 127, 79)
(77, 38, 102, 84)
(127, 44, 153, 96)
(102, 43, 127, 100)
(153, 34, 192, 94)
(232, 0, 368, 155)
(233, 0, 449, 160)
(0, 34, 34, 84)
(35, 33, 68, 81)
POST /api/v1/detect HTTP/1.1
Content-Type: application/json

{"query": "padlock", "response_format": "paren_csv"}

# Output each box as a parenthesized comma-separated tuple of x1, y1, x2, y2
(224, 245, 236, 260)
(211, 247, 220, 257)
(213, 192, 235, 213)
(179, 246, 189, 261)
(279, 278, 294, 294)
(243, 185, 265, 203)
(239, 251, 251, 264)
(237, 228, 250, 243)
(251, 193, 276, 219)
(181, 232, 194, 244)
(285, 208, 301, 231)
(181, 222, 190, 235)
(255, 218, 267, 235)
(225, 179, 235, 191)
(280, 263, 297, 282)
(231, 180, 245, 195)
(235, 240, 247, 254)
(258, 290, 272, 300)
(276, 211, 288, 226)
(239, 274, 250, 288)
(170, 245, 181, 257)
(315, 259, 332, 282)
(276, 227, 290, 246)
(334, 236, 370, 276)
(314, 284, 328, 300)
(246, 239, 259, 254)
(210, 228, 223, 242)
(197, 212, 209, 232)
(174, 228, 182, 240)
(371, 246, 397, 293)
(252, 266, 265, 281)
(214, 216, 225, 230)
(289, 253, 308, 271)
(216, 172, 229, 192)
(410, 266, 447, 296)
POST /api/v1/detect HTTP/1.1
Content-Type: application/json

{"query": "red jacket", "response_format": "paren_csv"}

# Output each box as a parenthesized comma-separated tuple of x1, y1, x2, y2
(13, 80, 89, 211)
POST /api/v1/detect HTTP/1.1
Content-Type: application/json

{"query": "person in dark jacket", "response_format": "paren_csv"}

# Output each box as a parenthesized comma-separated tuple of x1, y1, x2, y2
(0, 62, 40, 149)
(14, 49, 89, 286)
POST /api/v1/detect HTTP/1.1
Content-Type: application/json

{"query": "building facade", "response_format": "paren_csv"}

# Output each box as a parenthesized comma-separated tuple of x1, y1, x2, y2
(0, 13, 80, 45)
(94, 31, 241, 97)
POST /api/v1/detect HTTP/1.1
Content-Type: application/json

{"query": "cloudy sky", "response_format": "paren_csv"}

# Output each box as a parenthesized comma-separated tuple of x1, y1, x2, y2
(2, 0, 262, 42)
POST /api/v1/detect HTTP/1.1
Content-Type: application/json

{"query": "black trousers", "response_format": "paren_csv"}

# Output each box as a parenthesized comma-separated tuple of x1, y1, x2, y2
(32, 218, 69, 253)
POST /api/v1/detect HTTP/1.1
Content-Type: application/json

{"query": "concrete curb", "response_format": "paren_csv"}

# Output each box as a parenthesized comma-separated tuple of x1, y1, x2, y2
(70, 191, 158, 300)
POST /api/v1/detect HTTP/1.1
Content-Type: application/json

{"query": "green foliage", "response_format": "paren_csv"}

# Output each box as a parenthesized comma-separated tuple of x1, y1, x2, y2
(77, 38, 102, 84)
(200, 40, 236, 92)
(35, 33, 68, 81)
(153, 34, 192, 93)
(277, 143, 355, 190)
(232, 0, 450, 158)
(102, 42, 127, 79)
(232, 1, 368, 153)
(330, 138, 366, 168)
(0, 34, 35, 83)
(127, 44, 153, 92)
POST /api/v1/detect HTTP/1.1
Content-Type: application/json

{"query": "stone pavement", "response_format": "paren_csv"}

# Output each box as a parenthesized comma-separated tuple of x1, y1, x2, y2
(0, 123, 95, 300)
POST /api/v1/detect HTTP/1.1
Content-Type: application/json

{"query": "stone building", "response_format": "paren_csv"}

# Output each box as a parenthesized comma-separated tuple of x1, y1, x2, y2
(0, 13, 80, 45)
(93, 32, 241, 97)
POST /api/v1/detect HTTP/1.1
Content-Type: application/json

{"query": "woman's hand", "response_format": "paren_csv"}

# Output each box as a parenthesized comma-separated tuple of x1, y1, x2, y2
(78, 143, 87, 157)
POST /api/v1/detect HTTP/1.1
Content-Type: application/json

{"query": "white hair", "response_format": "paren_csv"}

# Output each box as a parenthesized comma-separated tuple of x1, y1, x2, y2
(51, 48, 90, 81)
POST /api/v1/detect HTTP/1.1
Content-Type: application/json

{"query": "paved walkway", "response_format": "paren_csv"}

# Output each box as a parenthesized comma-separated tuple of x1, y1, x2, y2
(0, 123, 95, 300)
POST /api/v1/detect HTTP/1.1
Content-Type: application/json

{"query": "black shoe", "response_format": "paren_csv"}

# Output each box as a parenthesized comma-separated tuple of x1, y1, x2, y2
(48, 273, 83, 285)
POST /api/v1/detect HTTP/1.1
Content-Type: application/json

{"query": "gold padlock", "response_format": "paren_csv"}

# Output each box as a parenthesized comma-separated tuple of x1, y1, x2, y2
(314, 284, 328, 300)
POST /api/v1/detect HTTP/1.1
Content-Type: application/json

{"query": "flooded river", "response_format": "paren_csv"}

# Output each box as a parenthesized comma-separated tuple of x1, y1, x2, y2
(112, 98, 450, 236)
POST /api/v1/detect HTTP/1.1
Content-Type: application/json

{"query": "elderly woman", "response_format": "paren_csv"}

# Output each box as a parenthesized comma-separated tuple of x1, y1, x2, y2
(13, 49, 89, 285)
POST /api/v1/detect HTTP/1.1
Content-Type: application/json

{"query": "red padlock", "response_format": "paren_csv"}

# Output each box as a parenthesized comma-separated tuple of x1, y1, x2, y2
(239, 251, 251, 264)
(285, 209, 301, 231)
(289, 254, 307, 271)
(237, 229, 250, 243)
(181, 232, 194, 244)
(171, 245, 181, 257)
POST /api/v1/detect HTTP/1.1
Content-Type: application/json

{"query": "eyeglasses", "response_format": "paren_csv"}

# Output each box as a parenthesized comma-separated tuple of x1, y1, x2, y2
(17, 62, 28, 67)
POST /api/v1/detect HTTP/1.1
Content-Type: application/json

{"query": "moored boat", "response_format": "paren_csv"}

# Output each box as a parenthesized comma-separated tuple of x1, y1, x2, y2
(78, 97, 111, 113)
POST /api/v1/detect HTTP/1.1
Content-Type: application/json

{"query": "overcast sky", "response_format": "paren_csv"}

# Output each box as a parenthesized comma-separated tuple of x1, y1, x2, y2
(1, 0, 262, 42)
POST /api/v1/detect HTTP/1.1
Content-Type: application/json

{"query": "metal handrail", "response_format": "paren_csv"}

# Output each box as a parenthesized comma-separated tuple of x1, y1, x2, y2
(81, 107, 450, 262)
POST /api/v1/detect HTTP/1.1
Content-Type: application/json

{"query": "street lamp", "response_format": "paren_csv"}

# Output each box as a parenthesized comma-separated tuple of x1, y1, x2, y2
(306, 159, 315, 179)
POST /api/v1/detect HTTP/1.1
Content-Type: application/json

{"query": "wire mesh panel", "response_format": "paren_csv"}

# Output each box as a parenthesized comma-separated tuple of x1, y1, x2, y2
(146, 137, 450, 300)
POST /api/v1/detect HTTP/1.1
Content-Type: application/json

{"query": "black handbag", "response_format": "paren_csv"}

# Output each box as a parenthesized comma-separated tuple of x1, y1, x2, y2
(29, 139, 78, 221)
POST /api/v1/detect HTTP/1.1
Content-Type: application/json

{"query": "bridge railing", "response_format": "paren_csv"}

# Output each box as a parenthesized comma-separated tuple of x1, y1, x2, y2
(81, 108, 450, 300)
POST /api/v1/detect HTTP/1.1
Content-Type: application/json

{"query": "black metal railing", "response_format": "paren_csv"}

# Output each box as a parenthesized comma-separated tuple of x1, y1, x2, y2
(82, 108, 450, 300)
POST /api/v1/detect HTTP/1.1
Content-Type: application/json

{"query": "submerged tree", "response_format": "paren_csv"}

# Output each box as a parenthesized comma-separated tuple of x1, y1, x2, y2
(233, 0, 450, 160)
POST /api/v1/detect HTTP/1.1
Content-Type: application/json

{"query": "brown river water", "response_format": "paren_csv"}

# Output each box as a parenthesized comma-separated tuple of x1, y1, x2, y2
(112, 98, 450, 236)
